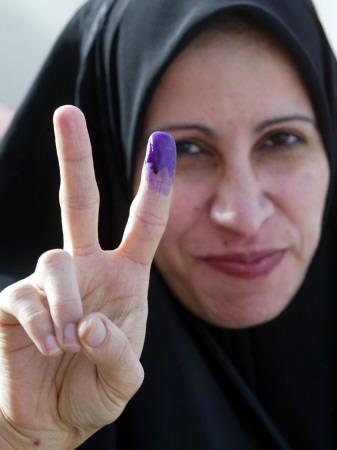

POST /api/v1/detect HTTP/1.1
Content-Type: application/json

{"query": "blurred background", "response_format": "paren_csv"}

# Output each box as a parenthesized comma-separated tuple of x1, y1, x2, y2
(0, 0, 336, 112)
(0, 0, 86, 111)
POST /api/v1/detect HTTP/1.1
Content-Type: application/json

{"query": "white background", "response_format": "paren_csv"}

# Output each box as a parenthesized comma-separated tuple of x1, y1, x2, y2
(0, 0, 336, 109)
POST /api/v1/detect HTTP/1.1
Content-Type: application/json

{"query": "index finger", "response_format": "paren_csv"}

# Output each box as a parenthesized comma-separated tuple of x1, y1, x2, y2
(53, 105, 100, 256)
(119, 132, 176, 265)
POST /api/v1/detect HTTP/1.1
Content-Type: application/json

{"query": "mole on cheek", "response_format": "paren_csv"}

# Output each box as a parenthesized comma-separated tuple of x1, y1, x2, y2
(33, 438, 41, 446)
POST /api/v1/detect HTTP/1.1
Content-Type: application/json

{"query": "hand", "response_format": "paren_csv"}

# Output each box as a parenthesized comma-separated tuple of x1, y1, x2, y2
(0, 106, 176, 449)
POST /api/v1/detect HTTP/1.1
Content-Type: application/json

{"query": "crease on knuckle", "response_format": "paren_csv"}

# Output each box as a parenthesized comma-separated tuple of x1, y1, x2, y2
(61, 151, 92, 164)
(71, 242, 100, 257)
(0, 283, 38, 324)
(60, 193, 99, 211)
(18, 306, 47, 331)
(101, 333, 143, 399)
(118, 247, 149, 267)
(130, 207, 166, 231)
(99, 360, 144, 414)
(4, 283, 36, 302)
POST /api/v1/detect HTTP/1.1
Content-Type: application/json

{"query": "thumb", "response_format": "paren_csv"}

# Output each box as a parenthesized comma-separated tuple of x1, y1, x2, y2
(78, 313, 144, 421)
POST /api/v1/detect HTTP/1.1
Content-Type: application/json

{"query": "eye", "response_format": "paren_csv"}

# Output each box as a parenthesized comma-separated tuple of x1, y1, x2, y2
(259, 131, 305, 151)
(175, 139, 218, 176)
(176, 140, 205, 156)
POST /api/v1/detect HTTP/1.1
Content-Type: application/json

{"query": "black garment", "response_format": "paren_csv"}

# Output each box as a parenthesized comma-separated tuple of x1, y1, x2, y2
(0, 0, 336, 449)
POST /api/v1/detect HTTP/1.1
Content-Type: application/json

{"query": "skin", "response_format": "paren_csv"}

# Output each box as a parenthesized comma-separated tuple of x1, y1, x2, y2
(137, 26, 330, 328)
(0, 107, 175, 448)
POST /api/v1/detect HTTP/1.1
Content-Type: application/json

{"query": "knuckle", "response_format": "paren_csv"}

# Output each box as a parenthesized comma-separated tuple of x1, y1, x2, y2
(37, 249, 72, 272)
(111, 336, 144, 394)
(101, 361, 144, 409)
(59, 149, 91, 164)
(3, 282, 36, 303)
(132, 361, 145, 391)
(131, 207, 166, 231)
(60, 191, 99, 211)
(0, 279, 38, 324)
(121, 363, 144, 399)
(19, 307, 47, 331)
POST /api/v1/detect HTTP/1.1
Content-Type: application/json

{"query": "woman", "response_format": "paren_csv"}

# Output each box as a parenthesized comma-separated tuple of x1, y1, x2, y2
(0, 0, 335, 449)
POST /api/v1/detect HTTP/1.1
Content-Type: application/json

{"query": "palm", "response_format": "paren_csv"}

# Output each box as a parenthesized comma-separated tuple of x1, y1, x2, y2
(0, 106, 175, 449)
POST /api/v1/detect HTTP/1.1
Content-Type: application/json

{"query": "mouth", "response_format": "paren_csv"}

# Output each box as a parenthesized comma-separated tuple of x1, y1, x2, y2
(201, 249, 286, 279)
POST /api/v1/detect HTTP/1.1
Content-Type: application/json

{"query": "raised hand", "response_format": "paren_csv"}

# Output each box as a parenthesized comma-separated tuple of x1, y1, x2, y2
(0, 106, 176, 449)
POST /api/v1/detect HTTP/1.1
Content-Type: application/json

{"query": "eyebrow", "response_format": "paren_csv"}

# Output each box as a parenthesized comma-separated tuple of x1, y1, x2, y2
(154, 115, 317, 137)
(161, 123, 215, 136)
(254, 115, 317, 132)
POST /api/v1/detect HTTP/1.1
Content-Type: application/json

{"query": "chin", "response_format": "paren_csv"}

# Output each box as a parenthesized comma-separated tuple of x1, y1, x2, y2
(189, 289, 298, 329)
(181, 253, 309, 329)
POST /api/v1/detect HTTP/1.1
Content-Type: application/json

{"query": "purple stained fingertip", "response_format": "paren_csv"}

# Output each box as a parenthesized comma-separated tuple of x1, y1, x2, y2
(145, 131, 176, 195)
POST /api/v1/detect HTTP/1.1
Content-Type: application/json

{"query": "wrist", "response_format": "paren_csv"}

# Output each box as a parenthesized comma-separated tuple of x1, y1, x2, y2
(0, 411, 77, 450)
(0, 433, 76, 450)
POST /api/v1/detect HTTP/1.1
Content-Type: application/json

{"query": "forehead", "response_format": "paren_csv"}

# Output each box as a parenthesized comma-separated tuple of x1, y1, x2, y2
(142, 24, 313, 131)
(164, 21, 302, 87)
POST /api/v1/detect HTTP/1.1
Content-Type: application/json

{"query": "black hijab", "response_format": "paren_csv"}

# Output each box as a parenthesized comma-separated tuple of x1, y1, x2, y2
(0, 1, 336, 449)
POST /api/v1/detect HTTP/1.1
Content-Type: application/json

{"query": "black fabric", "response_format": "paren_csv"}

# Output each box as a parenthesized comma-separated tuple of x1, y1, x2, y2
(0, 0, 336, 449)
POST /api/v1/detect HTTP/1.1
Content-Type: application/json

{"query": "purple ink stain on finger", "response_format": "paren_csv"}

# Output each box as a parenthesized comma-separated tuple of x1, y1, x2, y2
(145, 131, 176, 195)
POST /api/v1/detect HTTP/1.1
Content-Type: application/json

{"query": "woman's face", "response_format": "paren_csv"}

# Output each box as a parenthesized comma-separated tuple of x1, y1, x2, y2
(135, 26, 330, 328)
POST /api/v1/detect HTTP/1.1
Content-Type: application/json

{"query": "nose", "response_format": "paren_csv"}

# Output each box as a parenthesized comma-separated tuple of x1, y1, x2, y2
(210, 163, 274, 238)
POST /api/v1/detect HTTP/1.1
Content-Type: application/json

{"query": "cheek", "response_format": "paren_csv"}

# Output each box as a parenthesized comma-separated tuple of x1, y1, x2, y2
(163, 181, 209, 239)
(270, 156, 329, 252)
(155, 181, 212, 273)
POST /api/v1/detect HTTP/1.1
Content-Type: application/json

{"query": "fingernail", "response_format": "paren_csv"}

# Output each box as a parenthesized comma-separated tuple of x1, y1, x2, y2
(63, 322, 80, 351)
(81, 317, 107, 348)
(145, 131, 176, 195)
(44, 334, 62, 356)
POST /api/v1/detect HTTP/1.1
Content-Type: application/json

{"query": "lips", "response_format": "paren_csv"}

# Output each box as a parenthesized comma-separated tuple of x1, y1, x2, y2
(202, 249, 286, 279)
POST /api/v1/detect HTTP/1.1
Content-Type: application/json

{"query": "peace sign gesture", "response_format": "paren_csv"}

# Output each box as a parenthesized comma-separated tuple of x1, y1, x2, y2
(0, 106, 176, 449)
